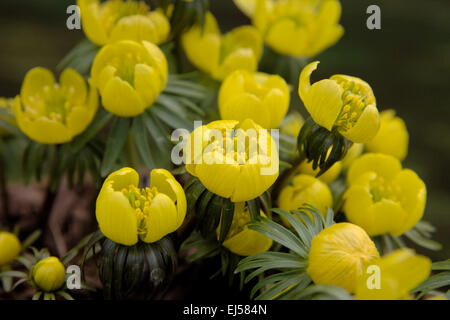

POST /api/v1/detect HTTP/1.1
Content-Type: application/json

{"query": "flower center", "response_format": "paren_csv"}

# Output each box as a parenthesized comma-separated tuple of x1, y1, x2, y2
(369, 176, 397, 203)
(121, 185, 158, 237)
(332, 75, 375, 132)
(101, 0, 149, 34)
(24, 84, 70, 123)
(110, 52, 146, 86)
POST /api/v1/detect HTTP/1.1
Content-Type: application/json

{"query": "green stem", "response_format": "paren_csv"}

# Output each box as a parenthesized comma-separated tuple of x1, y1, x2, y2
(272, 152, 306, 203)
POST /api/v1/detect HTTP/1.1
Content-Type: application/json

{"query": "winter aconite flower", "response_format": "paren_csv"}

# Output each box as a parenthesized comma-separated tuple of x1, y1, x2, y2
(278, 174, 333, 216)
(344, 153, 426, 236)
(355, 249, 431, 300)
(91, 40, 167, 117)
(96, 167, 186, 246)
(366, 110, 409, 161)
(251, 0, 344, 58)
(218, 202, 273, 256)
(219, 70, 289, 129)
(185, 119, 279, 202)
(181, 12, 263, 81)
(78, 0, 170, 46)
(0, 232, 21, 266)
(31, 257, 66, 292)
(307, 223, 380, 293)
(299, 61, 380, 143)
(13, 67, 98, 144)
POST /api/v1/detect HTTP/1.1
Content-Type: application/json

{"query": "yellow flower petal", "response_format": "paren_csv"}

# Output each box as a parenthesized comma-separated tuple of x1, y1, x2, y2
(142, 193, 178, 243)
(96, 168, 139, 246)
(347, 153, 402, 185)
(341, 104, 380, 143)
(307, 222, 380, 293)
(0, 232, 21, 266)
(391, 169, 426, 235)
(355, 249, 431, 300)
(101, 77, 145, 116)
(150, 169, 187, 229)
(365, 110, 409, 160)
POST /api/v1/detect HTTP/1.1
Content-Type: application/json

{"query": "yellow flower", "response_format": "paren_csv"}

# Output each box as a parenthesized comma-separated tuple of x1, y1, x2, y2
(307, 222, 380, 293)
(280, 112, 304, 137)
(341, 142, 364, 169)
(218, 70, 289, 129)
(13, 67, 98, 144)
(0, 98, 16, 136)
(297, 160, 342, 183)
(355, 249, 431, 300)
(78, 0, 170, 46)
(31, 257, 66, 292)
(278, 174, 333, 216)
(96, 167, 187, 246)
(181, 12, 263, 81)
(366, 110, 409, 161)
(0, 232, 21, 266)
(252, 0, 344, 58)
(217, 202, 272, 256)
(185, 119, 279, 202)
(91, 40, 167, 117)
(299, 61, 380, 143)
(344, 153, 426, 236)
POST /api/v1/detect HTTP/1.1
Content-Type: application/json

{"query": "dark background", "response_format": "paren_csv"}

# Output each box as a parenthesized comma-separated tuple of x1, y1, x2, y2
(0, 0, 448, 271)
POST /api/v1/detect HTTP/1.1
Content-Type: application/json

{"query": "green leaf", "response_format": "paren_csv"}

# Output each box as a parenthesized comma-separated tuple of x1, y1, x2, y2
(404, 229, 442, 251)
(412, 272, 450, 296)
(152, 103, 193, 130)
(256, 276, 300, 300)
(186, 180, 206, 213)
(250, 270, 303, 299)
(100, 117, 131, 177)
(218, 200, 234, 244)
(432, 260, 450, 271)
(292, 284, 353, 300)
(57, 291, 75, 300)
(71, 110, 113, 153)
(247, 199, 260, 221)
(132, 116, 156, 169)
(272, 209, 313, 248)
(0, 118, 22, 136)
(21, 230, 41, 249)
(247, 217, 308, 258)
(201, 195, 223, 238)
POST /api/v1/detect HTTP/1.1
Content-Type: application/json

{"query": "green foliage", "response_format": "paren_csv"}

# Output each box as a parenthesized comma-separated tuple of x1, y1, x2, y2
(235, 205, 343, 300)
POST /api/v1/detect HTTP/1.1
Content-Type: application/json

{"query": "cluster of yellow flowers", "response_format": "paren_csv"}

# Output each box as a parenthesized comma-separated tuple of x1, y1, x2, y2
(0, 0, 445, 301)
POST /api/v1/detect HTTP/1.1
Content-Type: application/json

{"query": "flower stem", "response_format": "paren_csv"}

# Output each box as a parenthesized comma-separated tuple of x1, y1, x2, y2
(272, 152, 306, 203)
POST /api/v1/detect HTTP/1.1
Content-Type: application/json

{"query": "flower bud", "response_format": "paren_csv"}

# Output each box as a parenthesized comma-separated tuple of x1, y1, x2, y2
(278, 174, 333, 217)
(0, 232, 21, 266)
(31, 257, 66, 292)
(219, 70, 289, 129)
(307, 223, 380, 293)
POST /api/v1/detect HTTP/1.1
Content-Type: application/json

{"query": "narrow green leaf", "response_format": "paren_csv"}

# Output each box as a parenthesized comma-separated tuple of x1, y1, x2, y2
(71, 110, 113, 153)
(132, 116, 156, 169)
(218, 200, 234, 244)
(100, 117, 130, 177)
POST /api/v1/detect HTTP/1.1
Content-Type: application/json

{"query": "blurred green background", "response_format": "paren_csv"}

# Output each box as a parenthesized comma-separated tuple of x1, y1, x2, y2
(0, 0, 449, 260)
